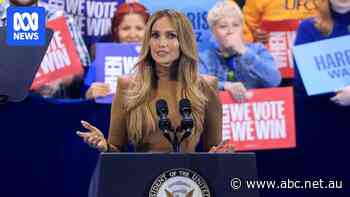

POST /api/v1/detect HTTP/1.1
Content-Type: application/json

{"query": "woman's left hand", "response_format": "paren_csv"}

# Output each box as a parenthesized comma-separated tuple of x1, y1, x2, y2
(209, 140, 235, 153)
(330, 85, 350, 106)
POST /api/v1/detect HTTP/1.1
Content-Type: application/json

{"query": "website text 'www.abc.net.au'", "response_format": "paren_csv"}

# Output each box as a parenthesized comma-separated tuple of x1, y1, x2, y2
(230, 177, 345, 191)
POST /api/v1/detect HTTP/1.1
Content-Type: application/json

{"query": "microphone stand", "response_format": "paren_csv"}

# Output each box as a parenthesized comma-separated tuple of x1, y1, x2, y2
(173, 128, 192, 153)
(158, 119, 180, 152)
(156, 99, 193, 152)
(172, 133, 180, 153)
(160, 122, 194, 152)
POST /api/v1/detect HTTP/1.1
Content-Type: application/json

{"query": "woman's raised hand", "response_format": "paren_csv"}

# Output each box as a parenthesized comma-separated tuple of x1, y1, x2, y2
(76, 120, 108, 152)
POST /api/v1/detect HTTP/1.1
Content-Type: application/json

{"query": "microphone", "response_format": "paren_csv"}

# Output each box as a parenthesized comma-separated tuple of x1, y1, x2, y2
(156, 99, 172, 142)
(179, 98, 194, 142)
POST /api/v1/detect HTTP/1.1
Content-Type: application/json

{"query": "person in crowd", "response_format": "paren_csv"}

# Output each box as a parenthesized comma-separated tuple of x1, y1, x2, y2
(243, 0, 317, 43)
(315, 0, 350, 106)
(84, 2, 149, 100)
(77, 9, 230, 153)
(0, 0, 91, 98)
(293, 0, 350, 174)
(294, 0, 350, 103)
(199, 1, 281, 102)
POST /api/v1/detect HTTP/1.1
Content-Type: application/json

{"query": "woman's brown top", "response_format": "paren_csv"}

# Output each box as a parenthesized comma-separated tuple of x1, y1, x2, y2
(107, 66, 222, 152)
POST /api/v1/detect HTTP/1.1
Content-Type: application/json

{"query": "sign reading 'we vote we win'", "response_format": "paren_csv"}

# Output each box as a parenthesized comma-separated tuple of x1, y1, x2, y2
(219, 87, 296, 151)
(31, 16, 83, 90)
(293, 35, 350, 96)
(41, 0, 125, 45)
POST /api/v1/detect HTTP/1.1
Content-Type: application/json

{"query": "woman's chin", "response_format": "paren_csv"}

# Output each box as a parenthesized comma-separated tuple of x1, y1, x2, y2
(156, 62, 172, 68)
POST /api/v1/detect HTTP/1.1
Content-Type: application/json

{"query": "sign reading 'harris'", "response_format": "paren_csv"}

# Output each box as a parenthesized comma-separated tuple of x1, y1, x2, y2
(293, 35, 350, 95)
(6, 6, 46, 46)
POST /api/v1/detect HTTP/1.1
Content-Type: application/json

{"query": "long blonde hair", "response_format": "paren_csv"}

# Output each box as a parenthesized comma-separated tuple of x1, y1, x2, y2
(125, 10, 208, 144)
(315, 0, 333, 35)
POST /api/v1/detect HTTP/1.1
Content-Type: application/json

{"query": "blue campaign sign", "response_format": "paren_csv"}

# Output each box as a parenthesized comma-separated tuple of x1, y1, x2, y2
(41, 0, 125, 45)
(6, 6, 46, 46)
(95, 42, 140, 103)
(293, 35, 350, 96)
(139, 0, 217, 52)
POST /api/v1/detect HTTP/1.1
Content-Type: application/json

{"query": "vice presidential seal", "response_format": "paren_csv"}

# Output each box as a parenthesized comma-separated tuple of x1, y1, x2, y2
(149, 168, 211, 197)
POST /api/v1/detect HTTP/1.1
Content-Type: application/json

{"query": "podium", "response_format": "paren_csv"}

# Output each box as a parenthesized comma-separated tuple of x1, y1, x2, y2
(94, 153, 259, 197)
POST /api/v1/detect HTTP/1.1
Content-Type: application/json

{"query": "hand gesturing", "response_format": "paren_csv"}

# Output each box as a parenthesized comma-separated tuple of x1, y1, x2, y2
(76, 120, 108, 152)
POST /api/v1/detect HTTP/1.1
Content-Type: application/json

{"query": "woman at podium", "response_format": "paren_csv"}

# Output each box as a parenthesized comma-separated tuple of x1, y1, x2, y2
(77, 9, 230, 153)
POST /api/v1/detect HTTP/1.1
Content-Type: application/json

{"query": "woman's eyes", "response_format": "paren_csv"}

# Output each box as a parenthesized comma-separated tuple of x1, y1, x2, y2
(121, 26, 131, 31)
(120, 25, 145, 31)
(151, 32, 160, 38)
(151, 32, 177, 39)
(167, 32, 177, 39)
(136, 26, 145, 31)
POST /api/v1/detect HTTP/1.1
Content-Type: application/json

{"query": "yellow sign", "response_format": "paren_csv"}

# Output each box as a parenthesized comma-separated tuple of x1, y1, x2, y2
(0, 0, 4, 4)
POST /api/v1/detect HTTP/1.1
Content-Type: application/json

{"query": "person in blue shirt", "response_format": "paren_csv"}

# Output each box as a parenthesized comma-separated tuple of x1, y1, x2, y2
(198, 0, 281, 102)
(84, 2, 149, 99)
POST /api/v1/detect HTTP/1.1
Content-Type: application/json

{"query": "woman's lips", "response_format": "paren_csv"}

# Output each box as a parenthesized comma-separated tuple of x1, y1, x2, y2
(157, 51, 168, 56)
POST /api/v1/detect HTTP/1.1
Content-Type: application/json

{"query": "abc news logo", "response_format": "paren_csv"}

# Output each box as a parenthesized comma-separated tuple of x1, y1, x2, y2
(6, 7, 45, 46)
(13, 12, 39, 31)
